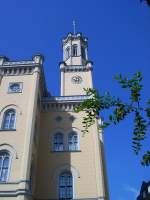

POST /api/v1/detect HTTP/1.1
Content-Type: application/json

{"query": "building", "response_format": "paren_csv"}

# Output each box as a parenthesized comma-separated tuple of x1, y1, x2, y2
(0, 32, 109, 200)
(137, 181, 150, 200)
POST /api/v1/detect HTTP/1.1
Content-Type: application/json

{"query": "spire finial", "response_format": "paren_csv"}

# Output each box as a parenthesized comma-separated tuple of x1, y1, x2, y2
(73, 20, 76, 35)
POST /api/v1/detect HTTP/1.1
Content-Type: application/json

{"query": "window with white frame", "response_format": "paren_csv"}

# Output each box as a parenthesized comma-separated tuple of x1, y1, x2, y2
(53, 133, 64, 151)
(72, 44, 78, 56)
(2, 109, 16, 130)
(68, 132, 78, 151)
(59, 171, 73, 199)
(0, 151, 10, 182)
(8, 82, 22, 93)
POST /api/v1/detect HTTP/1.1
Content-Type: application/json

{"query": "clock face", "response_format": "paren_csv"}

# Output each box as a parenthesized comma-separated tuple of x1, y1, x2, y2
(71, 75, 82, 84)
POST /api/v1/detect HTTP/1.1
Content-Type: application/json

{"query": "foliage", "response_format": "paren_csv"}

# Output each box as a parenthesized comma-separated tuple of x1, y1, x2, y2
(75, 72, 150, 166)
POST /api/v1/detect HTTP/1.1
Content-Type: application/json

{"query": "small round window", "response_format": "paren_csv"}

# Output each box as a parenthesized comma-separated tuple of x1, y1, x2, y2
(71, 76, 82, 84)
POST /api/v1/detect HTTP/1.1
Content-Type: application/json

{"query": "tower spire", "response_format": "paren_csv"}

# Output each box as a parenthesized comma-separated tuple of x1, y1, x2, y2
(72, 20, 76, 35)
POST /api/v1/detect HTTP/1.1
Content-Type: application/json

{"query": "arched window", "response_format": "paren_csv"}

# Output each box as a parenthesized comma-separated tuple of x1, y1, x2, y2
(81, 46, 86, 59)
(0, 151, 10, 182)
(72, 44, 78, 56)
(59, 171, 73, 199)
(2, 109, 16, 130)
(66, 47, 70, 60)
(53, 133, 64, 151)
(68, 132, 78, 151)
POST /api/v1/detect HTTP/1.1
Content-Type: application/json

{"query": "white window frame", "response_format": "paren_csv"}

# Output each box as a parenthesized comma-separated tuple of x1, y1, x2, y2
(59, 171, 73, 199)
(8, 82, 23, 93)
(68, 132, 79, 151)
(1, 109, 16, 130)
(53, 133, 64, 152)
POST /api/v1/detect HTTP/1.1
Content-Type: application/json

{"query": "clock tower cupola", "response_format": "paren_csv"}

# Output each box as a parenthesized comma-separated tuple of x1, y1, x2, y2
(60, 32, 93, 96)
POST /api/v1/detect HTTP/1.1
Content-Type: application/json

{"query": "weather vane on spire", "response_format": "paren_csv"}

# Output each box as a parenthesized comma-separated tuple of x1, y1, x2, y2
(73, 20, 76, 35)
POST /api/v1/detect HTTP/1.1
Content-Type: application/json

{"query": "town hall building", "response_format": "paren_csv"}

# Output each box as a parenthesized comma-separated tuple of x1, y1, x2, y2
(0, 32, 109, 200)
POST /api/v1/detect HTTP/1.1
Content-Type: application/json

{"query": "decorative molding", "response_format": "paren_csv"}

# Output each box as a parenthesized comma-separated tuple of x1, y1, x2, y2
(0, 180, 31, 197)
(0, 189, 31, 197)
(0, 143, 18, 159)
(0, 55, 43, 76)
(41, 95, 90, 112)
(0, 65, 35, 76)
(2, 61, 35, 66)
(0, 179, 30, 185)
(60, 64, 93, 72)
(43, 95, 89, 102)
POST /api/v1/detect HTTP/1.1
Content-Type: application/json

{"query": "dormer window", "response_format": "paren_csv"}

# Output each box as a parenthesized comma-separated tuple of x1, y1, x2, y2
(72, 44, 78, 56)
(66, 47, 71, 60)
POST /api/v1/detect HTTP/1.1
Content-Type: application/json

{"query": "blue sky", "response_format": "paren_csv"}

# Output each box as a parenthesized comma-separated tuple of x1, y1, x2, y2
(0, 0, 149, 199)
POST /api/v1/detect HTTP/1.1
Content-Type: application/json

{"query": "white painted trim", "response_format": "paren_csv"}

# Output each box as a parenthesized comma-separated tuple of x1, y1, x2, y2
(0, 144, 18, 159)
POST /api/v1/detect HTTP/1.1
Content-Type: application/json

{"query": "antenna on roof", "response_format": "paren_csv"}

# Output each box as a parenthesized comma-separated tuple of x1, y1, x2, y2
(73, 20, 76, 35)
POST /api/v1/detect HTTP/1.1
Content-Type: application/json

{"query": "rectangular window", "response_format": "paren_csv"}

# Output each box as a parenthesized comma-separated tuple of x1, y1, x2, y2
(8, 82, 23, 93)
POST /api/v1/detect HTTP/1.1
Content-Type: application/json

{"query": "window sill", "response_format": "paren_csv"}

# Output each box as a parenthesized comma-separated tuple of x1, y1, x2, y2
(0, 129, 16, 131)
(7, 91, 22, 94)
(51, 150, 81, 153)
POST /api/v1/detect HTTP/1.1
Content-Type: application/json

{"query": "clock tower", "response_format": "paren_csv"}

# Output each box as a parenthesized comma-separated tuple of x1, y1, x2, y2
(60, 32, 93, 96)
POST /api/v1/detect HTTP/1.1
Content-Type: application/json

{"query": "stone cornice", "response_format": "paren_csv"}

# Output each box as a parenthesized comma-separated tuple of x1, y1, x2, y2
(60, 61, 93, 72)
(41, 95, 90, 112)
(0, 65, 35, 76)
(1, 60, 36, 67)
(0, 55, 44, 76)
(60, 65, 92, 72)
